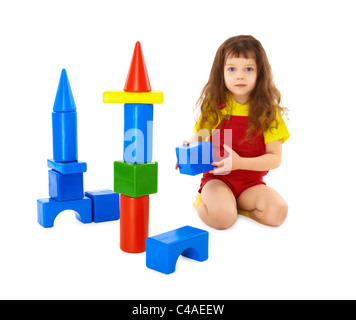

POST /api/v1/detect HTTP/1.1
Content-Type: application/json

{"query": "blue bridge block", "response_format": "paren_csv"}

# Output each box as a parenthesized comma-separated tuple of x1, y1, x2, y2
(176, 141, 215, 176)
(48, 169, 84, 201)
(85, 190, 120, 223)
(146, 225, 209, 274)
(37, 196, 92, 228)
(123, 103, 153, 163)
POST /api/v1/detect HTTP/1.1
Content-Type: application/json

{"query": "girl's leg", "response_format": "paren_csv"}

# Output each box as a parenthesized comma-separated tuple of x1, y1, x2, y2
(198, 179, 238, 230)
(237, 185, 288, 227)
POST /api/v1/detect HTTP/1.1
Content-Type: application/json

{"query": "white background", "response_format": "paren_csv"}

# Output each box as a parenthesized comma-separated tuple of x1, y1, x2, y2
(1, 0, 356, 300)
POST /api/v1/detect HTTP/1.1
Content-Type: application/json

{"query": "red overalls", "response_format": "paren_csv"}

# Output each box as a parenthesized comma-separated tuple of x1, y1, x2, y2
(198, 107, 268, 198)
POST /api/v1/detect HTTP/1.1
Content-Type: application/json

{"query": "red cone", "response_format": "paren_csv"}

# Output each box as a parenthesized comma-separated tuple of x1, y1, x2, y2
(124, 42, 152, 92)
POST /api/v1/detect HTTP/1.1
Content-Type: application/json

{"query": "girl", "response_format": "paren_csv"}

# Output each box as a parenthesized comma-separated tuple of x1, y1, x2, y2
(176, 35, 290, 230)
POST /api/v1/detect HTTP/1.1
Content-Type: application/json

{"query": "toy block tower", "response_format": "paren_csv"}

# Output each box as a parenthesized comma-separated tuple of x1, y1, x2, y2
(37, 69, 92, 228)
(37, 69, 120, 228)
(103, 42, 163, 253)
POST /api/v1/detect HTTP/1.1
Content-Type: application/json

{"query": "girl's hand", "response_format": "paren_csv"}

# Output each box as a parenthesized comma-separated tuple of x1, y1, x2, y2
(210, 144, 241, 175)
(175, 140, 190, 170)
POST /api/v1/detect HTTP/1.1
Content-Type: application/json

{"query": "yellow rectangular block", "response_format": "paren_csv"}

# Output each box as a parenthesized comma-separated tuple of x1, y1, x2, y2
(103, 91, 164, 104)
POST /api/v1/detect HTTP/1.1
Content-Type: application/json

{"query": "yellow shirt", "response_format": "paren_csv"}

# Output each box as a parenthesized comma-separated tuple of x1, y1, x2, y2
(193, 96, 290, 144)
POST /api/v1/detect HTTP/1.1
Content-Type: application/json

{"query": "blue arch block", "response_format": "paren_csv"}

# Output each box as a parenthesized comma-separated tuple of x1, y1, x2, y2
(123, 103, 153, 163)
(146, 226, 209, 274)
(37, 197, 92, 228)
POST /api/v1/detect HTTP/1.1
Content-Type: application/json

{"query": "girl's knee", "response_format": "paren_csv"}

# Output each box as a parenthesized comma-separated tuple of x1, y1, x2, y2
(209, 207, 238, 230)
(265, 202, 288, 227)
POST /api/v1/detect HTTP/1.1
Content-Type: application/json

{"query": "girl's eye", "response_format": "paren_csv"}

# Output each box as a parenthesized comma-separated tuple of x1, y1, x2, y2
(246, 67, 254, 72)
(228, 67, 235, 72)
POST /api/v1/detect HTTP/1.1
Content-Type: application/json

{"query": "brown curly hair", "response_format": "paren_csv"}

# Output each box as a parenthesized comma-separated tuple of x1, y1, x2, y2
(196, 35, 288, 138)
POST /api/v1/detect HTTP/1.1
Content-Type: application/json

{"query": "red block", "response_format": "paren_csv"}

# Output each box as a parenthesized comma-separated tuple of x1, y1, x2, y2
(120, 194, 149, 253)
(124, 41, 152, 93)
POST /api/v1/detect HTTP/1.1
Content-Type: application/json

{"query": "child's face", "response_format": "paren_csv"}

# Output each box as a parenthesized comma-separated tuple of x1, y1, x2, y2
(224, 55, 257, 104)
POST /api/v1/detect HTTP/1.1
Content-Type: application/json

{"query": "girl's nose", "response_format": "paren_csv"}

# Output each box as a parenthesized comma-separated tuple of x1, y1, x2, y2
(236, 71, 245, 79)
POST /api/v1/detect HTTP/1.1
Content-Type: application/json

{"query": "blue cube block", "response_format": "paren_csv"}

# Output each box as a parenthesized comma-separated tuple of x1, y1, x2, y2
(176, 141, 215, 176)
(85, 190, 120, 223)
(123, 103, 153, 163)
(146, 226, 209, 274)
(48, 169, 84, 201)
(37, 196, 92, 228)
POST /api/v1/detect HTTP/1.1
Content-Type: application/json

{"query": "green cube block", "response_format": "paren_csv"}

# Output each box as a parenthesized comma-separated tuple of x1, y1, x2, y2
(114, 160, 158, 197)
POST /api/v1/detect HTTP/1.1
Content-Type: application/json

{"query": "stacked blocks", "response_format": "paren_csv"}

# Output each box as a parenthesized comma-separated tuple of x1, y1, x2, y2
(37, 69, 120, 228)
(146, 226, 209, 274)
(36, 48, 209, 275)
(104, 42, 163, 253)
(176, 141, 216, 176)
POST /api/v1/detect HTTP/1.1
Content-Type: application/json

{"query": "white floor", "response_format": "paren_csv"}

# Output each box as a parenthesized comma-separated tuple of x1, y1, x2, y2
(2, 154, 356, 300)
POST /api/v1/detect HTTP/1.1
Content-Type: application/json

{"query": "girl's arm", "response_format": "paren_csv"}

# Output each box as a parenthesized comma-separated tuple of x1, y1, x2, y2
(211, 140, 282, 174)
(239, 139, 282, 171)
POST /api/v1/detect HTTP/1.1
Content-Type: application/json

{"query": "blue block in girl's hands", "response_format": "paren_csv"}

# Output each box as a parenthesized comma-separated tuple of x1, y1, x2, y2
(176, 141, 215, 176)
